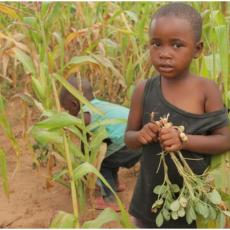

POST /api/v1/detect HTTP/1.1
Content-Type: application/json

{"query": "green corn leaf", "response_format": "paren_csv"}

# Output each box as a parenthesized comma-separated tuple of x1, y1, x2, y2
(89, 127, 108, 161)
(0, 147, 9, 198)
(67, 126, 85, 145)
(50, 211, 76, 228)
(73, 162, 113, 191)
(82, 208, 119, 228)
(34, 112, 83, 130)
(46, 3, 62, 25)
(90, 127, 108, 149)
(68, 141, 85, 162)
(124, 10, 138, 23)
(54, 74, 103, 116)
(92, 54, 124, 84)
(66, 55, 99, 66)
(100, 38, 119, 49)
(30, 128, 63, 145)
(14, 48, 36, 76)
(0, 94, 20, 157)
(40, 2, 50, 17)
(31, 76, 46, 102)
(72, 162, 133, 228)
(125, 57, 135, 87)
(0, 93, 5, 112)
(14, 92, 44, 113)
(23, 16, 37, 26)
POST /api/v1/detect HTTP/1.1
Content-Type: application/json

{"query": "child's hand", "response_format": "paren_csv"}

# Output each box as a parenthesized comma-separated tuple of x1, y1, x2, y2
(137, 123, 159, 144)
(159, 127, 182, 152)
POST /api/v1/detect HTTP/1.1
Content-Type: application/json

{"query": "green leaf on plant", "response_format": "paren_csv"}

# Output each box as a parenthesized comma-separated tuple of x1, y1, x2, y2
(208, 206, 217, 220)
(195, 202, 209, 218)
(186, 205, 196, 224)
(50, 211, 76, 228)
(0, 147, 9, 198)
(207, 189, 222, 205)
(216, 212, 225, 228)
(171, 184, 180, 193)
(82, 208, 119, 228)
(153, 185, 166, 195)
(178, 207, 185, 217)
(156, 212, 164, 227)
(162, 208, 170, 221)
(170, 200, 180, 211)
(35, 112, 83, 130)
(171, 211, 178, 220)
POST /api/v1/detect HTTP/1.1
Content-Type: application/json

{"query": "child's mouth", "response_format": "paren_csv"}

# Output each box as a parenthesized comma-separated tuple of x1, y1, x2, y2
(158, 65, 174, 73)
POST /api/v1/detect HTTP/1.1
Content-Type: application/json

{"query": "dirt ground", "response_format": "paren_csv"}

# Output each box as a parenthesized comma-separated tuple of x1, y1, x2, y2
(0, 98, 139, 228)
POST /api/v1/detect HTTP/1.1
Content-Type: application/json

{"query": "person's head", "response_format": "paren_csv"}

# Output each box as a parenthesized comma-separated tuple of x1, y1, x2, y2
(149, 3, 203, 79)
(59, 76, 94, 116)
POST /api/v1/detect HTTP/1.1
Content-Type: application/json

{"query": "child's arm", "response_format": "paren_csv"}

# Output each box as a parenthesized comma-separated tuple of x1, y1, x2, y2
(182, 126, 230, 154)
(83, 112, 91, 125)
(125, 81, 159, 149)
(160, 80, 230, 154)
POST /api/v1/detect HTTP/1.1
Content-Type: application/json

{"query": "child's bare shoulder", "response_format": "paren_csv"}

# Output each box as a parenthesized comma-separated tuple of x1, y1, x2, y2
(196, 76, 224, 112)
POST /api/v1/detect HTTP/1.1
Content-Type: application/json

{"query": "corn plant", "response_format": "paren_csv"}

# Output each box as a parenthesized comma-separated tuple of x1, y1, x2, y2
(0, 146, 9, 198)
(29, 76, 133, 227)
(0, 93, 20, 157)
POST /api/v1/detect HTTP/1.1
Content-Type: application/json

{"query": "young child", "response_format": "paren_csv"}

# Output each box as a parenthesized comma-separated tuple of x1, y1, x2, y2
(59, 76, 141, 212)
(125, 3, 230, 228)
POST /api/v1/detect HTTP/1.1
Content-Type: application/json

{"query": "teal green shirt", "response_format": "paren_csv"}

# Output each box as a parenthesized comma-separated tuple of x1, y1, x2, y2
(83, 98, 129, 157)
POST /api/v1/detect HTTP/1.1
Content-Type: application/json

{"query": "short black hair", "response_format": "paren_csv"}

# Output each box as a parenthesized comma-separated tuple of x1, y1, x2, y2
(150, 3, 202, 42)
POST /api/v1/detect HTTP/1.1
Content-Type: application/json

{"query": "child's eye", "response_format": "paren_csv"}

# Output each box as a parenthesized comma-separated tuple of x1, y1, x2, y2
(173, 43, 183, 48)
(152, 41, 161, 47)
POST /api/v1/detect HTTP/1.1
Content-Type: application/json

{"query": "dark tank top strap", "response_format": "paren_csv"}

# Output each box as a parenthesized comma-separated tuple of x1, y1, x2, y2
(189, 108, 229, 134)
(143, 76, 229, 135)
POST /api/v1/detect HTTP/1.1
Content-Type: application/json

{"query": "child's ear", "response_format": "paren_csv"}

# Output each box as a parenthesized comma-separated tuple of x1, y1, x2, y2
(193, 41, 203, 59)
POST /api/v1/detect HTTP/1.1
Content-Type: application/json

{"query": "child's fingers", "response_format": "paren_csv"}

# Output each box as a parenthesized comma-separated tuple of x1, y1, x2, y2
(137, 135, 149, 144)
(148, 123, 160, 133)
(159, 133, 172, 142)
(137, 130, 153, 144)
(137, 124, 158, 144)
(164, 143, 181, 152)
(161, 139, 175, 148)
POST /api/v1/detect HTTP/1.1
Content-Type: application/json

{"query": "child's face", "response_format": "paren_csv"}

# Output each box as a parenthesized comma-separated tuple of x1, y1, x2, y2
(63, 98, 80, 117)
(149, 16, 202, 79)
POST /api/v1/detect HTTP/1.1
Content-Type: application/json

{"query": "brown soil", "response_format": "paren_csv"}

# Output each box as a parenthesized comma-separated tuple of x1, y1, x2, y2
(0, 98, 139, 228)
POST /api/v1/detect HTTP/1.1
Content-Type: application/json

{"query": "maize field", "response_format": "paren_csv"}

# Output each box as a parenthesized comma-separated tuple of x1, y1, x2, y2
(0, 2, 229, 228)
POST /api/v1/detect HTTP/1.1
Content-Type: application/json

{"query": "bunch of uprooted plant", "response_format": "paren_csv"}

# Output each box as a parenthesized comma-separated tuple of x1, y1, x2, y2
(150, 113, 230, 227)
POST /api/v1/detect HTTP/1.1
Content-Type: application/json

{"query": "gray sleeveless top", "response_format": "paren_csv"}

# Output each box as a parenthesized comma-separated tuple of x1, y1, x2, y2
(129, 76, 229, 228)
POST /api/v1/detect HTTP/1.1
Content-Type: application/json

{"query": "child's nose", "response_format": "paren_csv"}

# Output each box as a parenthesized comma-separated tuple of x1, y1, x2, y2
(159, 48, 172, 59)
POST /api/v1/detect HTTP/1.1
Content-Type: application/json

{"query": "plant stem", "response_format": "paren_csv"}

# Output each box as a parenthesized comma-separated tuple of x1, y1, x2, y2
(170, 153, 195, 200)
(63, 133, 80, 228)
